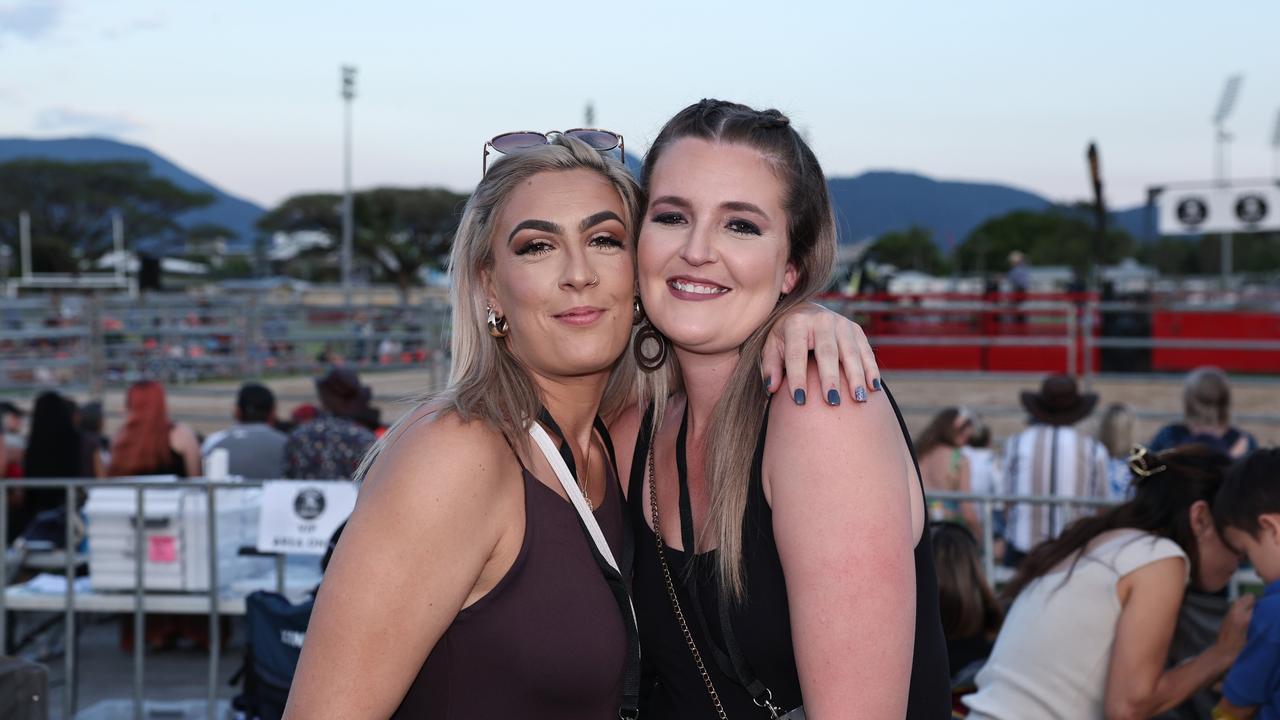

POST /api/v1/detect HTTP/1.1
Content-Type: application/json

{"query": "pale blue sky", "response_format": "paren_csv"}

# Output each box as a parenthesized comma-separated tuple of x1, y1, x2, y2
(3, 0, 1278, 210)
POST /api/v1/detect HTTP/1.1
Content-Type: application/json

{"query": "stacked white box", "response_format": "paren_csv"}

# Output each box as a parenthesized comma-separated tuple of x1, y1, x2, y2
(85, 483, 271, 592)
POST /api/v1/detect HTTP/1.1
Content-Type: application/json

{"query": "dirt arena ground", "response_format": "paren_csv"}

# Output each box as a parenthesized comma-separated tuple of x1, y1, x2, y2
(73, 367, 1280, 450)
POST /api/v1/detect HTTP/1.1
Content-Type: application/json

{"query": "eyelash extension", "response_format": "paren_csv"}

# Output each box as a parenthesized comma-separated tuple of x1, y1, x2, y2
(725, 218, 762, 236)
(589, 234, 625, 249)
(651, 211, 685, 225)
(514, 240, 554, 256)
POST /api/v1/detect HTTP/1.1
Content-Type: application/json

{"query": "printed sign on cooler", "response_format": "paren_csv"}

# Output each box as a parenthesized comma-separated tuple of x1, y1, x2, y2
(257, 481, 357, 555)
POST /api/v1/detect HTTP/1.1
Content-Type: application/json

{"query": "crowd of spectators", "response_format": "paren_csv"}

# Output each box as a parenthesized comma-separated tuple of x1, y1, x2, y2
(1, 363, 1273, 714)
(0, 367, 384, 546)
(916, 366, 1271, 718)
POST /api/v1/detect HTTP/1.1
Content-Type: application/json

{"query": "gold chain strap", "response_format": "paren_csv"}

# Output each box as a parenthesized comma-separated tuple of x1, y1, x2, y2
(648, 441, 730, 720)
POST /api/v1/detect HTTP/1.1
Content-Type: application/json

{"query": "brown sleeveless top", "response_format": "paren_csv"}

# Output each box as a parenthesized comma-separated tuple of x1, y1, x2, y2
(391, 461, 627, 718)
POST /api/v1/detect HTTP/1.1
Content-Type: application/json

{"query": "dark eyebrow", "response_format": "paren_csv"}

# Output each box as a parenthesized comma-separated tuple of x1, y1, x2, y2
(651, 196, 768, 219)
(721, 201, 768, 217)
(579, 210, 624, 232)
(649, 195, 691, 210)
(507, 219, 563, 246)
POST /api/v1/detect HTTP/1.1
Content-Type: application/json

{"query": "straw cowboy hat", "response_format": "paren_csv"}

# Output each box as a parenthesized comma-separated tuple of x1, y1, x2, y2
(1020, 374, 1098, 426)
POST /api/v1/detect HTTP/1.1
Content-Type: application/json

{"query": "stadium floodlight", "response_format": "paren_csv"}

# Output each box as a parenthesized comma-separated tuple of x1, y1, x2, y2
(1213, 75, 1242, 125)
(1213, 74, 1243, 183)
(340, 65, 357, 306)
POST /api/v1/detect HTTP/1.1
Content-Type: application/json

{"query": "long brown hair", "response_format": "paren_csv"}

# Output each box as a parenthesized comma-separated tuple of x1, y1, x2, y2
(931, 522, 1002, 640)
(914, 407, 970, 458)
(109, 380, 174, 476)
(639, 99, 837, 599)
(1001, 444, 1230, 601)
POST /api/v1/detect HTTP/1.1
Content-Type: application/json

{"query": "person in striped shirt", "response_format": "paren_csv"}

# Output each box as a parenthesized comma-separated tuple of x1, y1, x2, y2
(1000, 374, 1109, 566)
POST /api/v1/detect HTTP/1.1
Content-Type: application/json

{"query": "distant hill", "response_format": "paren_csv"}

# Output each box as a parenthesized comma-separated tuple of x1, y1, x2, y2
(0, 137, 265, 252)
(827, 170, 1149, 249)
(0, 138, 1151, 257)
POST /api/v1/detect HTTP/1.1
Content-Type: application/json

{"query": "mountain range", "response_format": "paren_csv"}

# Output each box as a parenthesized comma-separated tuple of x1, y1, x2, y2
(0, 137, 1149, 255)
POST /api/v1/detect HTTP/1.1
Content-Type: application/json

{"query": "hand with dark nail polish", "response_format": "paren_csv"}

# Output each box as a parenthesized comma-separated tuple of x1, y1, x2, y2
(872, 378, 882, 391)
(854, 386, 868, 403)
(827, 389, 840, 406)
(793, 388, 806, 406)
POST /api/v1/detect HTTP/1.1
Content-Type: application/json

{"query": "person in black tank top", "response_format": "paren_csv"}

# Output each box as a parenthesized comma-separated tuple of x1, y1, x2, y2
(627, 100, 951, 717)
(286, 138, 649, 719)
(288, 124, 907, 720)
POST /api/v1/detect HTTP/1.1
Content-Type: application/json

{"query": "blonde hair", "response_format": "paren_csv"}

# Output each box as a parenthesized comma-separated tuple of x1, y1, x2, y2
(356, 136, 643, 481)
(1097, 402, 1135, 459)
(640, 100, 837, 599)
(1183, 366, 1231, 428)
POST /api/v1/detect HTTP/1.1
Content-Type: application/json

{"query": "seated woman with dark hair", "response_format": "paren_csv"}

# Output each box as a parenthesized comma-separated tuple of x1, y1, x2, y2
(964, 445, 1254, 719)
(931, 521, 1002, 682)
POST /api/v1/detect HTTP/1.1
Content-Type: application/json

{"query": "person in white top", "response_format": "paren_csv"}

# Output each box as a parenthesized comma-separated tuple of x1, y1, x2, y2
(964, 445, 1254, 720)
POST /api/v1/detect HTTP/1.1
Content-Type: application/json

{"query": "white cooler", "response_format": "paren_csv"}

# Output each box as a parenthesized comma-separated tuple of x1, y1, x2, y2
(84, 483, 271, 592)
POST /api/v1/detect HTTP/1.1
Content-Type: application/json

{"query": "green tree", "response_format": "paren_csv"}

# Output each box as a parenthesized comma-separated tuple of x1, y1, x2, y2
(1135, 233, 1280, 276)
(0, 159, 214, 273)
(872, 226, 950, 275)
(955, 206, 1134, 276)
(258, 187, 468, 301)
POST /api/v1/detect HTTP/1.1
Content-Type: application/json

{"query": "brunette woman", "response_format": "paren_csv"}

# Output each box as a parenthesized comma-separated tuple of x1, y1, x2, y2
(964, 446, 1253, 719)
(613, 99, 950, 718)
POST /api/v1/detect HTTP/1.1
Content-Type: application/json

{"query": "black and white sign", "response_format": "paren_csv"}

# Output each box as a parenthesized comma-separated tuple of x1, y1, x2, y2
(1236, 194, 1268, 225)
(1158, 184, 1280, 235)
(257, 481, 357, 555)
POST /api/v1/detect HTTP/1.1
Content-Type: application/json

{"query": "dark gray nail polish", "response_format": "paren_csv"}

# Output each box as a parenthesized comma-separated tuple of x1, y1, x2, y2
(827, 389, 841, 406)
(872, 377, 882, 391)
(854, 386, 868, 403)
(793, 388, 806, 406)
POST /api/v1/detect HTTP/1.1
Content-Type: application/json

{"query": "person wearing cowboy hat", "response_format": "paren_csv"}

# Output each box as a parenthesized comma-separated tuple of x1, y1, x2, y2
(999, 374, 1109, 567)
(283, 368, 377, 480)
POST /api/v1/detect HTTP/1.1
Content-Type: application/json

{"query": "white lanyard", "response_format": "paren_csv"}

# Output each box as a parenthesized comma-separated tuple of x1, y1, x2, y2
(528, 423, 621, 573)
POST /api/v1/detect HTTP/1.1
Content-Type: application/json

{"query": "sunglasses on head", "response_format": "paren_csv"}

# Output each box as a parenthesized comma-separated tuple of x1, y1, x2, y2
(482, 128, 624, 175)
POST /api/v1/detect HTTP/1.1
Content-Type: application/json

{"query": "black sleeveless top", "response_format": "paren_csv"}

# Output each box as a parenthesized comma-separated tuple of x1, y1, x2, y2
(391, 457, 627, 718)
(627, 384, 951, 718)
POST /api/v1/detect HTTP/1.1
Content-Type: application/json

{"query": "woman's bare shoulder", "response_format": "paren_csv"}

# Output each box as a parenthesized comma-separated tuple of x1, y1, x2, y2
(362, 403, 516, 507)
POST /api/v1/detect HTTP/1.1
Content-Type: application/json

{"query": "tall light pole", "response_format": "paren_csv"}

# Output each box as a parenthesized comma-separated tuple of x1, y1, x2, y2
(341, 65, 357, 306)
(1212, 74, 1242, 288)
(1213, 74, 1242, 184)
(1271, 108, 1280, 179)
(1086, 142, 1106, 294)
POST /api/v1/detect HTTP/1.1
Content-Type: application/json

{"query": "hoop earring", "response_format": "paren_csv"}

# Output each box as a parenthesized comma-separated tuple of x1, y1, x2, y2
(633, 296, 645, 326)
(633, 321, 668, 372)
(486, 305, 509, 338)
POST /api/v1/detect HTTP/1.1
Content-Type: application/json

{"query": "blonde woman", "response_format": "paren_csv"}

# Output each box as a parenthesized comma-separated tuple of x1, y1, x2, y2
(1098, 402, 1136, 499)
(287, 133, 880, 719)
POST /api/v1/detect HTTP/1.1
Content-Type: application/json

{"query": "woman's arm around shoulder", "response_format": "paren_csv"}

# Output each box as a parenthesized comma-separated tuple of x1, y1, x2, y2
(284, 408, 521, 719)
(765, 366, 917, 717)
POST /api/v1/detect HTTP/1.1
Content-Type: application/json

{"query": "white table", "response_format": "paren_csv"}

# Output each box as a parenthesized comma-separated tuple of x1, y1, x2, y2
(3, 573, 318, 615)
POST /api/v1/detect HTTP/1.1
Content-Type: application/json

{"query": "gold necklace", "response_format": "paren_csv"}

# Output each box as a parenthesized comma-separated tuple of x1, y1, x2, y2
(648, 440, 728, 719)
(581, 437, 595, 512)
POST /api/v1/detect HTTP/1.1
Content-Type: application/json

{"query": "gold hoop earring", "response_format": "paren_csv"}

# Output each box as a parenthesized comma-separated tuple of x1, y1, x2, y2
(486, 305, 509, 338)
